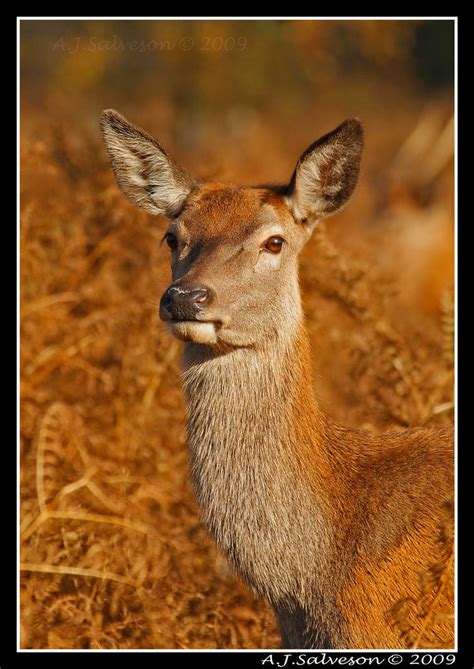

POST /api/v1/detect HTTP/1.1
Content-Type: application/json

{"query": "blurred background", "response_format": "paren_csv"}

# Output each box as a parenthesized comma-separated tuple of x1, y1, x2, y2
(20, 19, 454, 649)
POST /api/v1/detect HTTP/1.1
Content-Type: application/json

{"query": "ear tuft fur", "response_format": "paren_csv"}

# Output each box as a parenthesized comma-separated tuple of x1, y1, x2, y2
(286, 117, 364, 222)
(100, 109, 195, 218)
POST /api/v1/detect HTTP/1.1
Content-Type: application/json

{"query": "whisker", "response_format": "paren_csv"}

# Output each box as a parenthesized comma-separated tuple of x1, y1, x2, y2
(144, 298, 161, 307)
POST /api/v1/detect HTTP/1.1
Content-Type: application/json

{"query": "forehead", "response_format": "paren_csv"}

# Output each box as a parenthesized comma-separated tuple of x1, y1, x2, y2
(174, 183, 291, 241)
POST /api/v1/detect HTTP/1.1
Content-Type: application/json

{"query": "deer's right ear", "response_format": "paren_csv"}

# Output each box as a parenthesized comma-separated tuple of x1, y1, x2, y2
(285, 118, 363, 224)
(100, 109, 195, 218)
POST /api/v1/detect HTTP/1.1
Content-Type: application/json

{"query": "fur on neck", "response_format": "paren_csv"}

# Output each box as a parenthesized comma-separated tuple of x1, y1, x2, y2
(181, 322, 335, 612)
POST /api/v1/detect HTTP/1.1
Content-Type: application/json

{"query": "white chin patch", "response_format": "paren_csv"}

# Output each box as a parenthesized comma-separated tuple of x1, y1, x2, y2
(168, 321, 218, 345)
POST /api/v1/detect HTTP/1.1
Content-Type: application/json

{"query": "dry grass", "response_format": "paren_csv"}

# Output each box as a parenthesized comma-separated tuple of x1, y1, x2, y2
(20, 102, 454, 649)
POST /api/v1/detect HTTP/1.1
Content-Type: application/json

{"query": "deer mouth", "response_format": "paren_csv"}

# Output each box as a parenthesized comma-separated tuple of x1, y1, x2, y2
(167, 319, 220, 345)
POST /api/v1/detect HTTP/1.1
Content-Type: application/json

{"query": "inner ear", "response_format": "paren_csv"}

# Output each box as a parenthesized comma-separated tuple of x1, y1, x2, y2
(285, 117, 364, 223)
(101, 109, 195, 218)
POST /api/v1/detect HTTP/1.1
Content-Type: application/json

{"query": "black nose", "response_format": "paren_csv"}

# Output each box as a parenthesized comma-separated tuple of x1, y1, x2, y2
(160, 286, 212, 321)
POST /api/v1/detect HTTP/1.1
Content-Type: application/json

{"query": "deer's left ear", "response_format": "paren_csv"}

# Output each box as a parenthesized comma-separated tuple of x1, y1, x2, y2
(285, 118, 363, 223)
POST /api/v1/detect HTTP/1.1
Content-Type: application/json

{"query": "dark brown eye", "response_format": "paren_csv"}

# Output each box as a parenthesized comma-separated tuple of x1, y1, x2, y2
(264, 236, 284, 254)
(164, 233, 178, 251)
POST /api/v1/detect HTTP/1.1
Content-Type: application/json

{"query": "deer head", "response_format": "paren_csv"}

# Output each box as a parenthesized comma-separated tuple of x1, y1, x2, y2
(101, 110, 363, 350)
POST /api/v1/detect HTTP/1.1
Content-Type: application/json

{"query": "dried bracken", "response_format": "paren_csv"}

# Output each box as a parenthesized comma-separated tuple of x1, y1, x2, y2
(387, 501, 454, 649)
(20, 101, 453, 649)
(441, 286, 455, 366)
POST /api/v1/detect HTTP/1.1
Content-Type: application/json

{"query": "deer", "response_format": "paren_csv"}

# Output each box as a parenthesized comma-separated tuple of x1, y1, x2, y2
(101, 109, 454, 650)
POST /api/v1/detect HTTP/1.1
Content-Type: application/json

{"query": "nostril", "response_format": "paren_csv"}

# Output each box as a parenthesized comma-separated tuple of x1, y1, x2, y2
(192, 288, 210, 305)
(162, 285, 213, 321)
(162, 291, 173, 309)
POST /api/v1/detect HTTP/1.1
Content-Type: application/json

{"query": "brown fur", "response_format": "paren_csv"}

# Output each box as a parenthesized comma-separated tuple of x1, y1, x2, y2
(101, 109, 454, 649)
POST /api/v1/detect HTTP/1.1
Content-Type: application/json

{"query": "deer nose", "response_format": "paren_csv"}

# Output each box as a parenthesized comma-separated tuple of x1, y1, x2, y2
(160, 286, 212, 321)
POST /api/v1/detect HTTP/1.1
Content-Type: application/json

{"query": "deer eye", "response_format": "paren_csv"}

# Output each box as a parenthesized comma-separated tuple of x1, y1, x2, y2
(164, 233, 178, 252)
(263, 236, 284, 254)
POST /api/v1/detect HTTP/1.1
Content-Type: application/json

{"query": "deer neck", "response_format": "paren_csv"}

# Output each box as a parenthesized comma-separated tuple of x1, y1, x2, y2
(180, 313, 334, 608)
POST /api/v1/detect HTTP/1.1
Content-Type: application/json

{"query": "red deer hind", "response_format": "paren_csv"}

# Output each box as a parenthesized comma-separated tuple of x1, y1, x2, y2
(101, 109, 454, 650)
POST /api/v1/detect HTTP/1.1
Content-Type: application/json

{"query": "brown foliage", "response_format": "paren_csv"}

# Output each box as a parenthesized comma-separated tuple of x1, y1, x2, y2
(387, 501, 454, 649)
(20, 95, 453, 648)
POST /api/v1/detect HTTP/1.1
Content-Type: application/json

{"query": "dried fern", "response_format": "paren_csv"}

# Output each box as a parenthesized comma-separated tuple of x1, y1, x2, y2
(388, 500, 454, 649)
(20, 104, 452, 650)
(440, 286, 455, 366)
